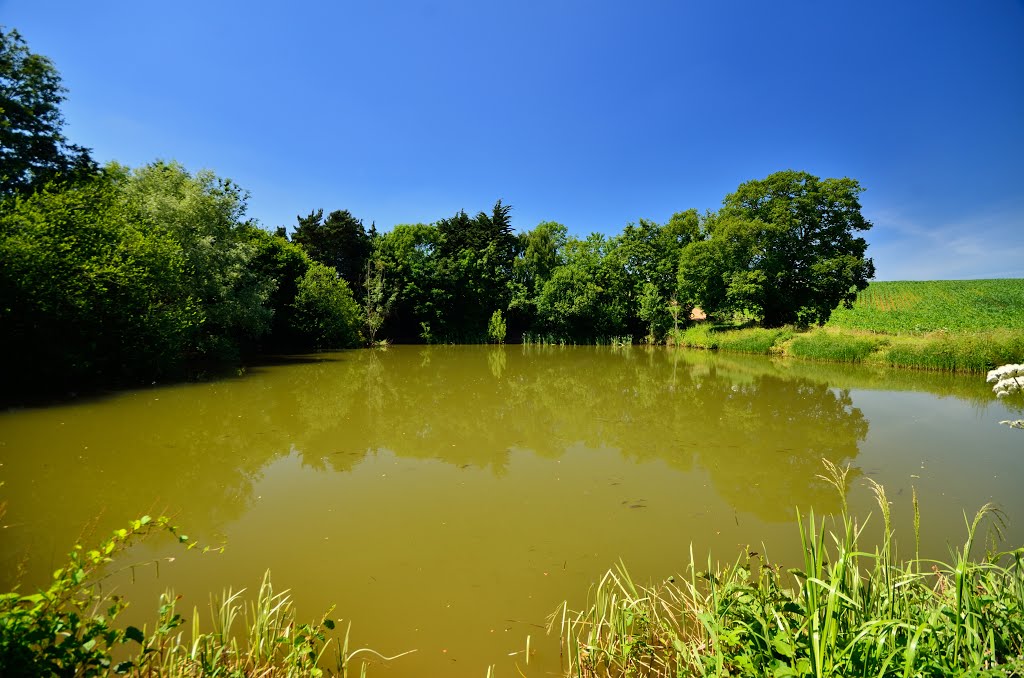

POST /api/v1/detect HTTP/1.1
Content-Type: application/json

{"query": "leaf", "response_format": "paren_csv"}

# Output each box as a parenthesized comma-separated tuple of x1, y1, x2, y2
(139, 515, 152, 526)
(125, 625, 145, 644)
(771, 635, 794, 658)
(324, 618, 336, 630)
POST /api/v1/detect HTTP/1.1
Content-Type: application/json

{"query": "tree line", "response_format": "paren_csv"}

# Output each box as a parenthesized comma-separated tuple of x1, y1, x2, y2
(0, 27, 874, 398)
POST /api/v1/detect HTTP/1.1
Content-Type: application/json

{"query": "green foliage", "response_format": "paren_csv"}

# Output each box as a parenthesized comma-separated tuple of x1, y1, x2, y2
(638, 282, 666, 343)
(0, 173, 199, 393)
(672, 325, 791, 354)
(674, 324, 720, 350)
(882, 331, 1024, 373)
(0, 512, 406, 676)
(715, 326, 793, 354)
(0, 514, 198, 676)
(511, 220, 568, 330)
(553, 461, 1024, 677)
(827, 279, 1024, 334)
(680, 171, 875, 327)
(535, 233, 629, 342)
(363, 257, 395, 345)
(487, 309, 507, 344)
(0, 26, 96, 194)
(292, 263, 362, 350)
(372, 222, 441, 341)
(789, 330, 884, 363)
(292, 208, 372, 293)
(430, 201, 517, 342)
(120, 161, 274, 361)
(243, 225, 315, 352)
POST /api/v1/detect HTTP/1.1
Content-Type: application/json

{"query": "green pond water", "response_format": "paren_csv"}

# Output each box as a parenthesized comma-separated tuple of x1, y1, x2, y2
(1, 345, 1023, 676)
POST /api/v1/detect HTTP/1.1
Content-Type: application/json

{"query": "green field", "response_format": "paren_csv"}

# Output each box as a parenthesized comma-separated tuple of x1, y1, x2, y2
(826, 279, 1024, 334)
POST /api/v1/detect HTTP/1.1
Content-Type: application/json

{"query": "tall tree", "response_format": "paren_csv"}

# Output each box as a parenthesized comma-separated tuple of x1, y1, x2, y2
(679, 171, 875, 327)
(0, 27, 95, 194)
(432, 200, 517, 341)
(291, 208, 371, 292)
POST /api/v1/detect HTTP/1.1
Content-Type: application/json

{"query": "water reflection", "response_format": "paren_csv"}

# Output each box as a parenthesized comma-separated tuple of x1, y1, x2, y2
(4, 346, 1021, 677)
(246, 346, 868, 519)
(2, 345, 1007, 583)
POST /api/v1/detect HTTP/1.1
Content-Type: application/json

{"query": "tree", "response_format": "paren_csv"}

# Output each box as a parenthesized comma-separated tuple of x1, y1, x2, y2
(363, 256, 395, 345)
(120, 161, 274, 360)
(535, 234, 628, 341)
(243, 226, 315, 352)
(291, 262, 361, 349)
(0, 171, 197, 393)
(487, 309, 507, 344)
(291, 208, 371, 292)
(372, 223, 441, 341)
(0, 27, 95, 194)
(431, 200, 517, 341)
(679, 171, 875, 327)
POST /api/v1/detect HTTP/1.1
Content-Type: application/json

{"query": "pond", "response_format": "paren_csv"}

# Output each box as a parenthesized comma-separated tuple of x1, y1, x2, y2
(2, 346, 1022, 676)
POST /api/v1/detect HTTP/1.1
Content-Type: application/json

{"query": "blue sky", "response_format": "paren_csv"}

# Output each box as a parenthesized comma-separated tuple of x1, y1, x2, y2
(3, 1, 1023, 280)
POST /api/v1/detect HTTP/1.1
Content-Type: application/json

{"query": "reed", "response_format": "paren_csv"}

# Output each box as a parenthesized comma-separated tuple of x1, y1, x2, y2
(715, 326, 793, 355)
(133, 571, 414, 677)
(551, 461, 1024, 677)
(882, 331, 1024, 373)
(788, 330, 883, 363)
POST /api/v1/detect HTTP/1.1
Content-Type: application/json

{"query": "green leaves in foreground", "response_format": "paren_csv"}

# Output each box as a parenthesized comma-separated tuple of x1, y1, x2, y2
(0, 514, 203, 676)
(0, 514, 413, 676)
(553, 461, 1024, 677)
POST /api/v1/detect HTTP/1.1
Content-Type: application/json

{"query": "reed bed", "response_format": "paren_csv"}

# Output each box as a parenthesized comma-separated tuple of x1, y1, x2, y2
(130, 571, 414, 677)
(788, 331, 883, 363)
(552, 461, 1024, 677)
(881, 331, 1024, 373)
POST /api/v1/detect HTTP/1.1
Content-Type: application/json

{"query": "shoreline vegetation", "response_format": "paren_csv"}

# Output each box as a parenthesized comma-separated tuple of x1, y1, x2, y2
(553, 461, 1024, 677)
(3, 462, 1023, 676)
(3, 25, 1022, 401)
(663, 279, 1024, 374)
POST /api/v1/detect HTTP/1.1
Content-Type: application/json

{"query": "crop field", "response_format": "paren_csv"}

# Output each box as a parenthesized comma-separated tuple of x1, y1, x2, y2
(826, 279, 1024, 334)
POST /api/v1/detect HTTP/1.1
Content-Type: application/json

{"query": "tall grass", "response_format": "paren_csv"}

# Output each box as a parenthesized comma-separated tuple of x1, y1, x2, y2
(134, 571, 415, 677)
(882, 331, 1024, 373)
(551, 461, 1024, 677)
(671, 325, 791, 354)
(0, 514, 413, 677)
(716, 327, 793, 355)
(788, 330, 883, 363)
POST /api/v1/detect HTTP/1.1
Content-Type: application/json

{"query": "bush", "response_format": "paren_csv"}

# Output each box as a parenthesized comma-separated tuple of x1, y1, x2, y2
(291, 263, 362, 350)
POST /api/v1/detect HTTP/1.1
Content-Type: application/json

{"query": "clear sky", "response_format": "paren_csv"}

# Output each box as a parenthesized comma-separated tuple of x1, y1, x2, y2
(3, 0, 1023, 280)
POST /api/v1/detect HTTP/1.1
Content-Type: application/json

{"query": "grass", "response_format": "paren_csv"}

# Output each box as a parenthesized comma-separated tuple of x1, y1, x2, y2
(552, 460, 1024, 677)
(882, 331, 1024, 373)
(671, 325, 792, 355)
(826, 279, 1024, 334)
(672, 280, 1024, 372)
(0, 513, 413, 677)
(789, 330, 885, 363)
(133, 572, 414, 677)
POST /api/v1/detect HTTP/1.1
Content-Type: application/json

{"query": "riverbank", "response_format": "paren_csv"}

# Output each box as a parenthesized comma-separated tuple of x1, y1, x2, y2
(671, 324, 1024, 373)
(555, 462, 1024, 677)
(669, 279, 1024, 373)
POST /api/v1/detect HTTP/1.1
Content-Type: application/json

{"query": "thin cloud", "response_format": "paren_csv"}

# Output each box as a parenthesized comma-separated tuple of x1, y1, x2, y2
(865, 205, 1024, 281)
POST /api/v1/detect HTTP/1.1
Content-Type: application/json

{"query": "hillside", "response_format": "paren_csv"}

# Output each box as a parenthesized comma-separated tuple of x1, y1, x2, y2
(826, 279, 1024, 334)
